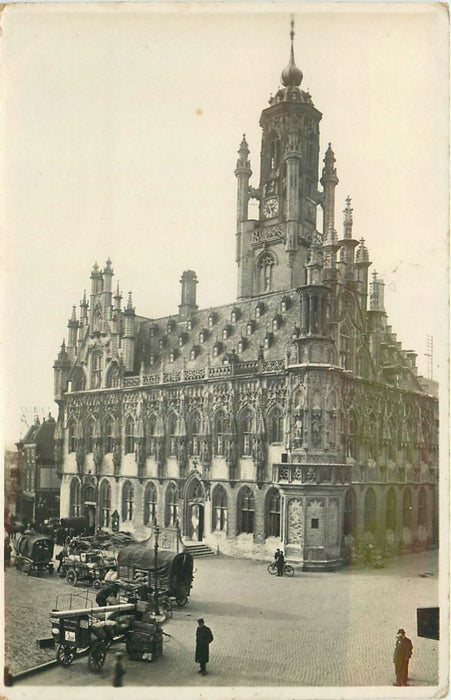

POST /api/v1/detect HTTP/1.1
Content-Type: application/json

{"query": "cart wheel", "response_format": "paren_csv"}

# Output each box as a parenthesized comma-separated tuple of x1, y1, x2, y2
(267, 562, 277, 575)
(58, 569, 66, 578)
(175, 596, 188, 607)
(66, 569, 78, 586)
(88, 641, 107, 672)
(284, 564, 295, 577)
(57, 644, 75, 667)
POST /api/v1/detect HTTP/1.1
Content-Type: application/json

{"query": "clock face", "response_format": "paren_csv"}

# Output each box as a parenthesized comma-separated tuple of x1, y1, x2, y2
(263, 197, 279, 219)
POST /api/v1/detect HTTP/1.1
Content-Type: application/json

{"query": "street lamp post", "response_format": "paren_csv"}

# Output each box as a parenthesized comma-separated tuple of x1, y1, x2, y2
(154, 523, 160, 616)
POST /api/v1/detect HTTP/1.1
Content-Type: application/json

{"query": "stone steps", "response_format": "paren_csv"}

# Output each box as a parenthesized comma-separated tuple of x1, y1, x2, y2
(183, 543, 217, 558)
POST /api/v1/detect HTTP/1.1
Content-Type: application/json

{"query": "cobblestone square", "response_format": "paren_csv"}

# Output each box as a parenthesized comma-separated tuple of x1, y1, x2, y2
(5, 549, 443, 697)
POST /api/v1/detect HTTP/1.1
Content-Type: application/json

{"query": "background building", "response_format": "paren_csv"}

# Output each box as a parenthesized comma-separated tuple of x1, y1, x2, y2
(15, 415, 59, 527)
(53, 30, 438, 569)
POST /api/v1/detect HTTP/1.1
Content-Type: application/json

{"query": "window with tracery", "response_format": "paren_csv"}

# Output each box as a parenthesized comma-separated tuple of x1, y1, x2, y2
(125, 417, 135, 454)
(403, 488, 413, 528)
(239, 408, 253, 457)
(213, 486, 228, 532)
(70, 478, 81, 517)
(214, 412, 226, 456)
(87, 419, 95, 453)
(91, 352, 102, 389)
(104, 417, 114, 453)
(418, 487, 427, 526)
(238, 486, 255, 534)
(122, 481, 134, 521)
(68, 420, 77, 453)
(144, 482, 158, 525)
(165, 484, 179, 527)
(364, 488, 376, 534)
(266, 488, 281, 537)
(99, 480, 111, 528)
(259, 253, 274, 293)
(268, 406, 284, 444)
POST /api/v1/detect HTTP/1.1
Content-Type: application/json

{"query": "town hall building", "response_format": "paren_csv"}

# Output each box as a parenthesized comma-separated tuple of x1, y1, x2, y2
(53, 27, 438, 569)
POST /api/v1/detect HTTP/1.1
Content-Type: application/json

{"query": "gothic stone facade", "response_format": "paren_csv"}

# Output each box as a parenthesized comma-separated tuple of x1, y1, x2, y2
(53, 35, 438, 569)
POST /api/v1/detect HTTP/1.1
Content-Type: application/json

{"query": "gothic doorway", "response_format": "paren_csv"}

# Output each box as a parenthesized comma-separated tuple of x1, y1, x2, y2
(184, 476, 205, 541)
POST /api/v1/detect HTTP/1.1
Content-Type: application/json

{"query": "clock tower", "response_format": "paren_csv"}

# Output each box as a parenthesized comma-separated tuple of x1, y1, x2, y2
(236, 23, 323, 299)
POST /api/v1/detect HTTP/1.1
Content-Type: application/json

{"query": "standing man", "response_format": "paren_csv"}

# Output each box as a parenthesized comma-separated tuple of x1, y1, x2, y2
(195, 618, 214, 675)
(393, 628, 413, 686)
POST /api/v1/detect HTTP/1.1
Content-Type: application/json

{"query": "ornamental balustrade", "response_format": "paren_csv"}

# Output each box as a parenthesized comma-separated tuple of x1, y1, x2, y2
(273, 462, 350, 485)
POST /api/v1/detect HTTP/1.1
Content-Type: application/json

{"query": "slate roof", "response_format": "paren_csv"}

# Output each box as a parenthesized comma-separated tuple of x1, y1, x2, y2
(133, 289, 299, 374)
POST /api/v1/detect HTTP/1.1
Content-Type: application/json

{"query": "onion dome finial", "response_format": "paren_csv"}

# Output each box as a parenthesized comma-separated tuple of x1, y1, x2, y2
(281, 18, 303, 88)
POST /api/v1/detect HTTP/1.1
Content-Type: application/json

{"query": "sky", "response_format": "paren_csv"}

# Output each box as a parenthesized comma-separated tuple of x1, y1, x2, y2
(1, 2, 448, 449)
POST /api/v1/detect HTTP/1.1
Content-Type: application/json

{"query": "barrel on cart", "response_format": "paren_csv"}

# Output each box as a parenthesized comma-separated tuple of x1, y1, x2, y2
(14, 533, 54, 576)
(117, 546, 194, 606)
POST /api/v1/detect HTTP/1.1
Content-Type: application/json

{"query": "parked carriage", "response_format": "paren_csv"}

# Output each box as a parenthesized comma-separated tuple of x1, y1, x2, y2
(117, 546, 194, 607)
(14, 533, 54, 576)
(59, 550, 116, 587)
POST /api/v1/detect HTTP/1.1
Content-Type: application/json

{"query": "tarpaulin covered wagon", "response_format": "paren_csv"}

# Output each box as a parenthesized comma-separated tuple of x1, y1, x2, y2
(117, 545, 194, 606)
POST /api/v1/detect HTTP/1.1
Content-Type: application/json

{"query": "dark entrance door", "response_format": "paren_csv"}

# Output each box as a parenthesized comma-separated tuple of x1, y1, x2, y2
(84, 504, 96, 534)
(198, 505, 204, 542)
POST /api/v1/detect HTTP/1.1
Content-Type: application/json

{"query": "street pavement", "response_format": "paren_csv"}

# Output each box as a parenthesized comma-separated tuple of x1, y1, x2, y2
(4, 548, 443, 695)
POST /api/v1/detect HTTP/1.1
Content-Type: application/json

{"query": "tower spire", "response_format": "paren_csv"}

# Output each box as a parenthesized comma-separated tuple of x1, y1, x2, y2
(281, 18, 303, 87)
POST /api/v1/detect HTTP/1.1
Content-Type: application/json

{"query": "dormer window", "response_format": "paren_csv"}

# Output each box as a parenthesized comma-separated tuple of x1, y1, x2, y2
(222, 326, 230, 341)
(264, 332, 273, 350)
(190, 347, 197, 361)
(167, 320, 174, 334)
(169, 349, 177, 363)
(231, 308, 239, 323)
(199, 329, 207, 344)
(187, 319, 194, 331)
(237, 338, 246, 354)
(272, 315, 281, 332)
(208, 312, 216, 328)
(255, 303, 264, 319)
(149, 355, 156, 366)
(149, 324, 157, 338)
(178, 334, 186, 347)
(281, 296, 290, 313)
(246, 321, 254, 337)
(159, 338, 165, 350)
(213, 341, 222, 358)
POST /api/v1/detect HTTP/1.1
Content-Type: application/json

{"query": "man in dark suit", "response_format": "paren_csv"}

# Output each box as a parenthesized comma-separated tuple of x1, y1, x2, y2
(195, 618, 214, 675)
(393, 628, 413, 686)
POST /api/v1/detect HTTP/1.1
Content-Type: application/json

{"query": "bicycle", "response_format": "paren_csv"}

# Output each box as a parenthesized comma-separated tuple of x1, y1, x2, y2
(267, 561, 294, 577)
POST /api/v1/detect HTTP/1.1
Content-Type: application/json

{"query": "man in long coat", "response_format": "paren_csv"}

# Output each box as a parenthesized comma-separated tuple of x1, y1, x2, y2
(393, 628, 413, 686)
(195, 618, 214, 675)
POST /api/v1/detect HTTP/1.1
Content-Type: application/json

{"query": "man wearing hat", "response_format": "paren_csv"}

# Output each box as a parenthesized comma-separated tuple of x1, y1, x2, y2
(195, 618, 214, 675)
(393, 628, 413, 686)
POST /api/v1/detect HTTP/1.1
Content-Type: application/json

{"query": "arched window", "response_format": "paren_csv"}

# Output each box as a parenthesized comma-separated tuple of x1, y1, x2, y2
(91, 352, 102, 389)
(68, 419, 76, 453)
(344, 489, 356, 536)
(86, 419, 96, 453)
(144, 482, 158, 525)
(269, 133, 280, 171)
(339, 322, 352, 371)
(165, 483, 179, 527)
(418, 487, 427, 527)
(99, 480, 111, 528)
(214, 412, 226, 456)
(238, 486, 255, 534)
(364, 488, 376, 534)
(267, 406, 284, 444)
(125, 417, 135, 454)
(403, 488, 413, 528)
(213, 485, 228, 532)
(104, 417, 114, 453)
(189, 412, 201, 457)
(259, 253, 274, 293)
(386, 488, 397, 531)
(122, 481, 134, 521)
(70, 478, 81, 517)
(239, 408, 253, 457)
(167, 413, 177, 456)
(266, 488, 281, 538)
